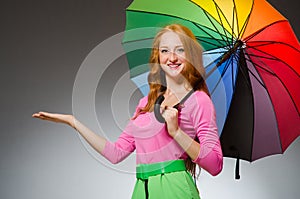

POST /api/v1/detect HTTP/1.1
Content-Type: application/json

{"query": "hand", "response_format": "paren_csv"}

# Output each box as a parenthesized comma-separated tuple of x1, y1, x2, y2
(162, 106, 179, 137)
(32, 111, 75, 128)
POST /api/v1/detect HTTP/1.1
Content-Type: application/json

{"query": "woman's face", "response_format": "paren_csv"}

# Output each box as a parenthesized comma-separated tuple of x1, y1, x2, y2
(159, 31, 186, 80)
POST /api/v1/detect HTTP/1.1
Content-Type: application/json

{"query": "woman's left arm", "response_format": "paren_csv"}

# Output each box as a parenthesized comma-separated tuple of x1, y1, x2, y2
(163, 107, 200, 160)
(163, 93, 223, 176)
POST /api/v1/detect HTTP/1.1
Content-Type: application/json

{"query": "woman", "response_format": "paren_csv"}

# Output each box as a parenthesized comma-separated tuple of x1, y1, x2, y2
(33, 24, 223, 199)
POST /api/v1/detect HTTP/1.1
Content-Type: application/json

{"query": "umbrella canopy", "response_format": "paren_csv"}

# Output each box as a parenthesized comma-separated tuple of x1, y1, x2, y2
(122, 0, 300, 177)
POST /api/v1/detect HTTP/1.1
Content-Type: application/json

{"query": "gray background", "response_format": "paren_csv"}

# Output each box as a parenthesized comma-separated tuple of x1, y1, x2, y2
(1, 0, 299, 198)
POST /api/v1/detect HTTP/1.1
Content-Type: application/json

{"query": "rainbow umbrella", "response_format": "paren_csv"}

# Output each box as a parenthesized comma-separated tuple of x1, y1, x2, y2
(122, 0, 300, 178)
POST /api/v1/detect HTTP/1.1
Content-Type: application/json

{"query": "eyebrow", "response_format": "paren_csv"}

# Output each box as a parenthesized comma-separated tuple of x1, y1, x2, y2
(159, 45, 184, 48)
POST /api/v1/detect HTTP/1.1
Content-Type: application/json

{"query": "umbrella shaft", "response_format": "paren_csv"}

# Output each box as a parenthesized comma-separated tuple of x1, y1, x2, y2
(217, 40, 244, 67)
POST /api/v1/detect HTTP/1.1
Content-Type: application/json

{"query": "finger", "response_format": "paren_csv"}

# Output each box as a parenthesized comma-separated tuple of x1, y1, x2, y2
(38, 111, 51, 116)
(32, 112, 53, 120)
(33, 113, 48, 120)
(32, 112, 44, 118)
(38, 115, 58, 122)
(160, 105, 165, 113)
(32, 112, 43, 117)
(162, 108, 177, 119)
(32, 113, 38, 117)
(39, 115, 48, 120)
(164, 106, 178, 113)
(39, 112, 59, 119)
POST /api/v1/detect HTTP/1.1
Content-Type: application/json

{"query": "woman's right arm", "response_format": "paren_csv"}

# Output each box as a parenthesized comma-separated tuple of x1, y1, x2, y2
(32, 111, 136, 164)
(32, 112, 107, 154)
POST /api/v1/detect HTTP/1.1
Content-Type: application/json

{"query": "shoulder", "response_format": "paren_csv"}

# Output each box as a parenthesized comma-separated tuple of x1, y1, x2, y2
(185, 90, 215, 115)
(137, 96, 148, 108)
(187, 91, 217, 124)
(131, 96, 148, 119)
(190, 90, 212, 106)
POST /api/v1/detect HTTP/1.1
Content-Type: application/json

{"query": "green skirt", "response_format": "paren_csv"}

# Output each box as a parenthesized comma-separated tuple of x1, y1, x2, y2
(132, 160, 200, 199)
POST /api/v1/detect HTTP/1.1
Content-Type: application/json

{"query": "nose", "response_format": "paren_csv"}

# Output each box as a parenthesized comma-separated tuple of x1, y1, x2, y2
(169, 51, 178, 62)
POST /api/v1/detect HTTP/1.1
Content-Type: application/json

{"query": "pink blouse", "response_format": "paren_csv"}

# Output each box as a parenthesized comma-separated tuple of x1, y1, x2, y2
(101, 91, 223, 176)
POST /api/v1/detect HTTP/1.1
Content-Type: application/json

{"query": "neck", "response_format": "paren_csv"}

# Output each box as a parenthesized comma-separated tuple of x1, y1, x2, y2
(165, 76, 192, 96)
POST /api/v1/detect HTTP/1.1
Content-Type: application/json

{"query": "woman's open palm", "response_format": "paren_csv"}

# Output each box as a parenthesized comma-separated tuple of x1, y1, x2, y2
(32, 112, 74, 127)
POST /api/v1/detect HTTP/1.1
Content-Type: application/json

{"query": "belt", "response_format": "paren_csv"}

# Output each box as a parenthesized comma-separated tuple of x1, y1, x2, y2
(136, 160, 186, 180)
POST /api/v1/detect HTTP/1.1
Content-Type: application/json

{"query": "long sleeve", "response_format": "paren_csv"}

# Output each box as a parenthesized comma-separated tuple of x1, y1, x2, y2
(101, 131, 135, 164)
(190, 92, 223, 176)
(100, 97, 148, 164)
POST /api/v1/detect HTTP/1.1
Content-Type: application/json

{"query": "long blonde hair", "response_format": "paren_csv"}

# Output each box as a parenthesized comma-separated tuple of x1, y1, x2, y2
(136, 24, 209, 178)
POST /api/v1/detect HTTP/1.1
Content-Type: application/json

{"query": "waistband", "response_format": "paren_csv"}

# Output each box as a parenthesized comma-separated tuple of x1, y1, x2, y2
(136, 160, 186, 180)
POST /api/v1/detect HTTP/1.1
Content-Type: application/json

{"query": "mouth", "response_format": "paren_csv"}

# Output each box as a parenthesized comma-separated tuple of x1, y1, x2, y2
(167, 63, 182, 70)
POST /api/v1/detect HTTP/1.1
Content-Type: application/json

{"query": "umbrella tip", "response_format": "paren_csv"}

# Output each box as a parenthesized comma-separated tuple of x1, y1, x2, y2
(235, 157, 241, 180)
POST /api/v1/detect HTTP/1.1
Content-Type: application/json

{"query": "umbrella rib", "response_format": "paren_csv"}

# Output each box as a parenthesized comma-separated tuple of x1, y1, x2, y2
(231, 53, 236, 90)
(222, 54, 238, 93)
(244, 53, 298, 145)
(188, 1, 232, 46)
(244, 63, 267, 89)
(242, 53, 267, 89)
(211, 0, 238, 40)
(243, 20, 288, 42)
(206, 48, 238, 82)
(244, 51, 277, 76)
(246, 43, 300, 78)
(204, 51, 235, 90)
(221, 54, 235, 79)
(239, 0, 254, 39)
(233, 0, 240, 38)
(203, 50, 228, 55)
(210, 75, 223, 97)
(247, 41, 300, 53)
(245, 52, 277, 62)
(231, 0, 236, 44)
(244, 51, 300, 116)
(196, 36, 227, 49)
(233, 51, 252, 91)
(204, 54, 224, 77)
(208, 55, 233, 96)
(203, 48, 233, 77)
(211, 0, 232, 44)
(126, 9, 229, 46)
(192, 22, 230, 48)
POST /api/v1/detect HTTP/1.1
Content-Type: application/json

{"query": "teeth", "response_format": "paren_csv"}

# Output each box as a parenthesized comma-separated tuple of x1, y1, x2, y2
(168, 64, 181, 68)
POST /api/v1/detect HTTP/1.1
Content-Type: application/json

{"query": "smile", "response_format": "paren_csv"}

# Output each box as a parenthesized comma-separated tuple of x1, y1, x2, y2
(167, 63, 182, 69)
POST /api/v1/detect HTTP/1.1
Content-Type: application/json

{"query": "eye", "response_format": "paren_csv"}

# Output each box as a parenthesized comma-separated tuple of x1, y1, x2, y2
(176, 48, 185, 54)
(160, 49, 169, 53)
